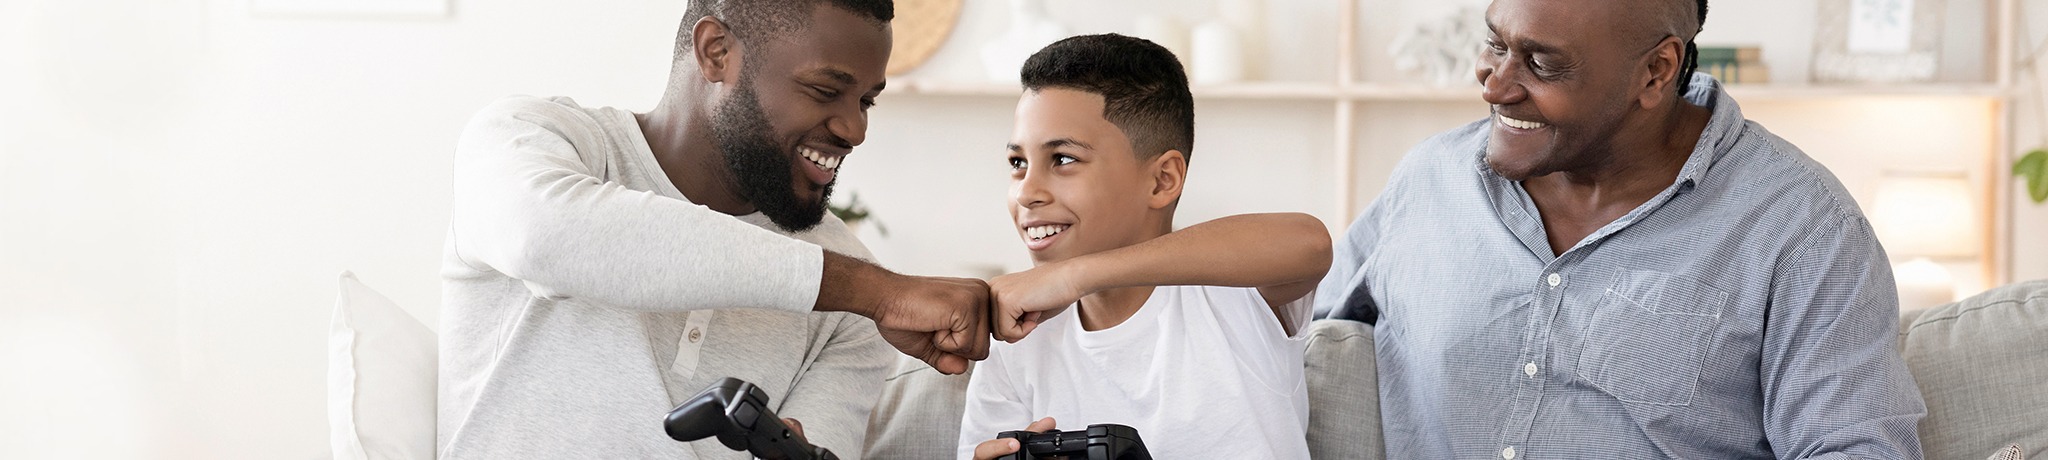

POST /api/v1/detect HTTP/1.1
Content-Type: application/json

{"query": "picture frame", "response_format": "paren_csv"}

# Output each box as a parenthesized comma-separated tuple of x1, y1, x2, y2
(1811, 0, 1946, 83)
(249, 0, 451, 19)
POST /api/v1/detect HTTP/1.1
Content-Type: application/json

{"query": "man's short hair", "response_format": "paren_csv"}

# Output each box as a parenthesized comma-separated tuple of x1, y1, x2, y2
(1677, 0, 1710, 95)
(674, 0, 893, 60)
(1020, 34, 1196, 162)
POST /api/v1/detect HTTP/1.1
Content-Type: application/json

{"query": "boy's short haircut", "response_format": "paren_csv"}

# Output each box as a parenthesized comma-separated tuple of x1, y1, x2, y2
(1020, 34, 1196, 163)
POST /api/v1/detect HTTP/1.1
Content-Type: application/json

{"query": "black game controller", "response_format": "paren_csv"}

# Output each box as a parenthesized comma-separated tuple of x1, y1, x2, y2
(995, 424, 1152, 460)
(664, 377, 838, 460)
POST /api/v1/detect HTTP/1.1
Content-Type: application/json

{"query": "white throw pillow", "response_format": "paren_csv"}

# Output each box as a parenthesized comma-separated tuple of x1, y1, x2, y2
(329, 271, 437, 460)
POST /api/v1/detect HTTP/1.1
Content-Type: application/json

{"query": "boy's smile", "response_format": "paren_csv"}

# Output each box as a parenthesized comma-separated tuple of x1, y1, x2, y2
(1005, 88, 1170, 265)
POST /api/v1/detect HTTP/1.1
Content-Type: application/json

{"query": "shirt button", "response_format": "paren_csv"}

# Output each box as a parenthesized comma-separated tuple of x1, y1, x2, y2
(1503, 446, 1518, 459)
(688, 327, 703, 343)
(1545, 273, 1561, 287)
(1524, 362, 1538, 377)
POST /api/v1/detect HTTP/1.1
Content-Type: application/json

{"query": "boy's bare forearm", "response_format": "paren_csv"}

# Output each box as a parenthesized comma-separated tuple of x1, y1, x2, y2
(1069, 213, 1332, 294)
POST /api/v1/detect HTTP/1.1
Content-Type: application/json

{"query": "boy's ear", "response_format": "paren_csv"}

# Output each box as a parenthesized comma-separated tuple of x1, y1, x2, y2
(691, 17, 739, 85)
(1146, 150, 1188, 210)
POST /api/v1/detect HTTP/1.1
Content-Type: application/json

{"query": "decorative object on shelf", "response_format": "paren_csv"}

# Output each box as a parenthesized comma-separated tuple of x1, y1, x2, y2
(250, 0, 448, 18)
(1696, 46, 1771, 84)
(979, 0, 1068, 84)
(829, 192, 887, 237)
(1388, 6, 1486, 87)
(1216, 0, 1267, 81)
(1134, 15, 1193, 75)
(886, 0, 963, 76)
(1190, 17, 1246, 84)
(1811, 0, 1945, 84)
(1870, 170, 1980, 308)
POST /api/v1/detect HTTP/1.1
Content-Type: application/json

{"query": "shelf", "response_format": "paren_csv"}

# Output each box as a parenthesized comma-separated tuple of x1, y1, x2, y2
(888, 79, 1353, 100)
(887, 78, 2009, 102)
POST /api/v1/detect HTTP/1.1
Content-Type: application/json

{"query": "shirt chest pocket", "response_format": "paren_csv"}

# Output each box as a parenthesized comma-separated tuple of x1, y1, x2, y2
(1574, 270, 1729, 406)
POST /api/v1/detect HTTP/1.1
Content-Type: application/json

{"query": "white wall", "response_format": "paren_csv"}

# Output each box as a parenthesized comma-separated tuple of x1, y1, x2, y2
(2, 0, 681, 457)
(1, 0, 2042, 458)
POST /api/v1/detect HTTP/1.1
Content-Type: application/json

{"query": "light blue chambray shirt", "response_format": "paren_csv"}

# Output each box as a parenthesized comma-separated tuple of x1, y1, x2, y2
(1316, 74, 1927, 459)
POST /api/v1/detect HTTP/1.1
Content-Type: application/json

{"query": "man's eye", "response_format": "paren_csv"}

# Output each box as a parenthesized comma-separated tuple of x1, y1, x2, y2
(859, 97, 876, 110)
(812, 86, 839, 99)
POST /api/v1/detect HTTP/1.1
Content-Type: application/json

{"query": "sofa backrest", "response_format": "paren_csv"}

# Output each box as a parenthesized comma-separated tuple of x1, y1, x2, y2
(1898, 280, 2048, 460)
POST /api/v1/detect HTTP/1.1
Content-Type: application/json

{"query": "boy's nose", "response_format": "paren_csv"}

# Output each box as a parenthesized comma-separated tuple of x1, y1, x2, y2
(1013, 171, 1052, 209)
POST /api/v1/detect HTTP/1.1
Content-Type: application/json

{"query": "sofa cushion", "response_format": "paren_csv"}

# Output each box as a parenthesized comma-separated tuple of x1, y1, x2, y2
(328, 271, 437, 460)
(1304, 319, 1384, 460)
(862, 356, 972, 459)
(1899, 280, 2048, 460)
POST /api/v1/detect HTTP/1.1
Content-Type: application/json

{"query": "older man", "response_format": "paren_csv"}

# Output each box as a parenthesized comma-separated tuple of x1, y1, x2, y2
(1318, 0, 1927, 458)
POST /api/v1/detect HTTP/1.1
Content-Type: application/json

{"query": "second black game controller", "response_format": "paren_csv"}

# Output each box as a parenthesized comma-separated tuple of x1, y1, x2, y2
(664, 377, 838, 460)
(995, 423, 1152, 460)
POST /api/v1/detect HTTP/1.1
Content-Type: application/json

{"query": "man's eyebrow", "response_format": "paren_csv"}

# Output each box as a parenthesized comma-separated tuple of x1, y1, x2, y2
(807, 68, 885, 94)
(808, 68, 858, 86)
(1484, 19, 1564, 55)
(1516, 37, 1563, 55)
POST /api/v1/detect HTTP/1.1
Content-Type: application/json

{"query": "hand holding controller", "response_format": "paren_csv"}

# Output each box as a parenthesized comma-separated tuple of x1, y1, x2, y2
(994, 423, 1152, 460)
(664, 377, 838, 460)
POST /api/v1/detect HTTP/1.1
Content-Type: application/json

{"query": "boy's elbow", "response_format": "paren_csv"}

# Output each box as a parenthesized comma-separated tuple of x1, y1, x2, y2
(1277, 213, 1333, 272)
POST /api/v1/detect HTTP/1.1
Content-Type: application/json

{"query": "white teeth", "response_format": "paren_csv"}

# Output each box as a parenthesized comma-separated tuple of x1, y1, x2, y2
(1499, 115, 1547, 130)
(799, 147, 840, 173)
(1025, 224, 1068, 241)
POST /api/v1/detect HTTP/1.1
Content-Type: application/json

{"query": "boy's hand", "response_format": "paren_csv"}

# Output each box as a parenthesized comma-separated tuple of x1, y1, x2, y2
(989, 263, 1089, 342)
(972, 417, 1058, 460)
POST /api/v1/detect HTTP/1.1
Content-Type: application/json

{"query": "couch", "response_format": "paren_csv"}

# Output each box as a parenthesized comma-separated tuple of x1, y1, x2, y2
(328, 276, 2046, 459)
(864, 280, 2048, 459)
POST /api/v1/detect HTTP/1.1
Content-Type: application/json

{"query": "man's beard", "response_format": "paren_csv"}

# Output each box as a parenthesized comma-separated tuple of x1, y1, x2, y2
(711, 77, 832, 233)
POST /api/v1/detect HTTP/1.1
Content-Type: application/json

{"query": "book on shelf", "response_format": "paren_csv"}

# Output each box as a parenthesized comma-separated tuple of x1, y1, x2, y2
(1696, 46, 1769, 85)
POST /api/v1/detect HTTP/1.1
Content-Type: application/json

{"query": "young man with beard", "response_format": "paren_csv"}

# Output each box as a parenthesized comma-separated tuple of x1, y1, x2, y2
(439, 0, 989, 457)
(1318, 0, 1926, 458)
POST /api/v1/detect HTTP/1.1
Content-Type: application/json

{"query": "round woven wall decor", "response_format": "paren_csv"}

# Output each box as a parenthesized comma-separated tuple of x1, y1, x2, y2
(886, 0, 963, 76)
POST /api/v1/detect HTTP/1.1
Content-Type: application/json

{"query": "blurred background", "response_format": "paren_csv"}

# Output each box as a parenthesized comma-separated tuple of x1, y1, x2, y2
(2, 0, 2045, 457)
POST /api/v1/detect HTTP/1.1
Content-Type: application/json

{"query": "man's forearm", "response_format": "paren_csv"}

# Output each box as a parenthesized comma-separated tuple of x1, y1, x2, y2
(816, 251, 888, 318)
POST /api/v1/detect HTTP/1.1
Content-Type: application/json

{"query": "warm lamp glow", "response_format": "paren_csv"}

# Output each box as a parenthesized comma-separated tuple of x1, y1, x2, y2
(1893, 257, 1956, 309)
(1870, 171, 1981, 259)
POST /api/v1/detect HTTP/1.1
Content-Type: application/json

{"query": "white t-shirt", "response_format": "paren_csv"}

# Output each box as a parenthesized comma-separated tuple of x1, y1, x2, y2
(957, 285, 1313, 459)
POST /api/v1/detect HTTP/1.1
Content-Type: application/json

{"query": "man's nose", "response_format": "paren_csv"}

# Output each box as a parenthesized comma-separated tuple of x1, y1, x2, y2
(828, 107, 867, 147)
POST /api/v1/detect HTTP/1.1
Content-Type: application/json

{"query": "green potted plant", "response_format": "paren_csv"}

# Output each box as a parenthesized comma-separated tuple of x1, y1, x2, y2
(829, 192, 887, 237)
(2020, 148, 2047, 204)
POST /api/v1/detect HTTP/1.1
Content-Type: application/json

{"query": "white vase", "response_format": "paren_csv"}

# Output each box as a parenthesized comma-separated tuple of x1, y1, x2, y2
(980, 0, 1068, 83)
(1190, 19, 1244, 85)
(1216, 0, 1265, 80)
(1133, 15, 1192, 73)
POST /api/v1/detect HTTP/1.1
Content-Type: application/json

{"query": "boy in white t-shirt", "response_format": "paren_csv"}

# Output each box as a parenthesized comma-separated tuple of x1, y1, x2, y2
(958, 34, 1332, 460)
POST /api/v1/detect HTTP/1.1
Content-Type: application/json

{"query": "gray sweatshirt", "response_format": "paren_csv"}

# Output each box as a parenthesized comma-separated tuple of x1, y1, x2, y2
(440, 95, 892, 459)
